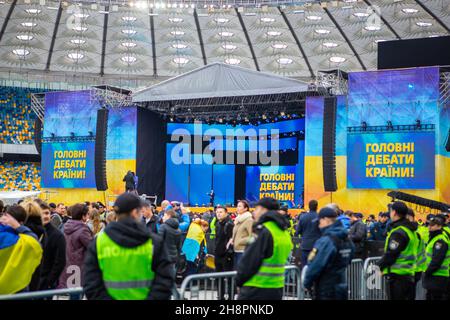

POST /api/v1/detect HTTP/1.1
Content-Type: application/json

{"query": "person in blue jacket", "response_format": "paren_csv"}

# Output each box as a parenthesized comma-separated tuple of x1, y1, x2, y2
(303, 207, 354, 300)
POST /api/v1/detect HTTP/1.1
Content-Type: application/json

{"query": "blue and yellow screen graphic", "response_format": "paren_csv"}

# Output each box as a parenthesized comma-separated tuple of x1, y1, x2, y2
(347, 131, 435, 189)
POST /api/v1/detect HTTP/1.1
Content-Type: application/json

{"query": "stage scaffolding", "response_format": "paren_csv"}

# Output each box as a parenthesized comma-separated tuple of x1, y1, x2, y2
(30, 86, 133, 122)
(315, 69, 348, 96)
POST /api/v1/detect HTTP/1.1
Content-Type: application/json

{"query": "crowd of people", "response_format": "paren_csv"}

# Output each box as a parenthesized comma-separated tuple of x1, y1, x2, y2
(0, 194, 449, 300)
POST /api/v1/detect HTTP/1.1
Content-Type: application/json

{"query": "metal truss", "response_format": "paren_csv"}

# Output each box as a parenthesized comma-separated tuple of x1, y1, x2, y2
(30, 93, 45, 122)
(348, 124, 435, 134)
(315, 69, 348, 96)
(42, 135, 95, 143)
(140, 90, 325, 121)
(90, 86, 133, 110)
(440, 71, 450, 107)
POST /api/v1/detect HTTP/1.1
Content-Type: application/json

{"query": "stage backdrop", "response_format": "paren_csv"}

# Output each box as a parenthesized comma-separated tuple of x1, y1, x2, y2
(41, 90, 137, 205)
(304, 66, 447, 215)
(163, 119, 305, 207)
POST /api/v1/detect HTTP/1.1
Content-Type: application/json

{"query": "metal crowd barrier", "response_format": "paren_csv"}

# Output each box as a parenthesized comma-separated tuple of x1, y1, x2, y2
(347, 259, 364, 300)
(178, 265, 302, 300)
(361, 257, 387, 300)
(1, 258, 426, 301)
(0, 287, 84, 300)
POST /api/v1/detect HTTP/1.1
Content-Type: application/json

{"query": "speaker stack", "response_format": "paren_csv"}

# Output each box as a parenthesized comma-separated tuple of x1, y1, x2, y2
(95, 108, 109, 191)
(33, 118, 42, 155)
(322, 97, 338, 192)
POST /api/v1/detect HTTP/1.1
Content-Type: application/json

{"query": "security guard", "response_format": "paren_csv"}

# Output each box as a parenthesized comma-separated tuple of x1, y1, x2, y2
(442, 211, 450, 239)
(236, 197, 293, 300)
(406, 208, 427, 298)
(377, 201, 419, 300)
(279, 205, 296, 237)
(303, 207, 354, 300)
(422, 215, 449, 300)
(83, 193, 174, 300)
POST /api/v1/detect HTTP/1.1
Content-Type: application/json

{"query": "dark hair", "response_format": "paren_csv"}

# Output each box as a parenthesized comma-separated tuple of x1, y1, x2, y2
(39, 202, 51, 211)
(164, 209, 177, 219)
(70, 203, 89, 220)
(0, 200, 4, 213)
(49, 203, 56, 209)
(391, 201, 408, 217)
(369, 214, 375, 219)
(308, 200, 318, 212)
(6, 205, 27, 224)
(407, 208, 415, 218)
(237, 200, 250, 211)
(215, 205, 228, 213)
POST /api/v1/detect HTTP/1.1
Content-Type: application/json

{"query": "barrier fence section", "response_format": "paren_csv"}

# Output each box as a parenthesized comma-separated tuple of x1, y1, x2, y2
(361, 257, 387, 300)
(0, 287, 84, 300)
(178, 265, 302, 300)
(347, 259, 364, 300)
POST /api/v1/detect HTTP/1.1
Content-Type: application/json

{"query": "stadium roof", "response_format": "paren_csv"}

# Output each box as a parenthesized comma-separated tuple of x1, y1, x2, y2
(0, 0, 449, 88)
(133, 62, 309, 102)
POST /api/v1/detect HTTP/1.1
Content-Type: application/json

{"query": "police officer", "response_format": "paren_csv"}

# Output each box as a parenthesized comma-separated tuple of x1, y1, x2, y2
(377, 201, 419, 300)
(83, 193, 174, 300)
(303, 207, 354, 300)
(422, 215, 449, 300)
(279, 205, 295, 237)
(236, 197, 293, 300)
(406, 208, 427, 298)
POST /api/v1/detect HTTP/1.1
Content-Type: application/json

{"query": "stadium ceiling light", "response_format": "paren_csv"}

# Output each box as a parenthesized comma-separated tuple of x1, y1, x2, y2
(402, 8, 419, 14)
(122, 29, 137, 35)
(225, 58, 240, 65)
(73, 13, 90, 19)
(222, 43, 237, 51)
(364, 25, 381, 31)
(266, 30, 282, 37)
(12, 48, 30, 56)
(73, 26, 88, 32)
(170, 30, 185, 36)
(173, 57, 189, 65)
(353, 12, 369, 18)
(25, 8, 41, 14)
(168, 17, 183, 23)
(330, 56, 346, 63)
(68, 52, 84, 60)
(416, 21, 432, 27)
(214, 18, 229, 24)
(16, 34, 33, 41)
(343, 0, 357, 2)
(277, 58, 293, 65)
(315, 29, 330, 34)
(272, 43, 287, 49)
(218, 31, 234, 37)
(260, 17, 275, 23)
(121, 55, 137, 63)
(70, 38, 86, 44)
(21, 22, 37, 28)
(322, 41, 338, 48)
(121, 41, 137, 48)
(122, 16, 137, 22)
(172, 43, 188, 49)
(374, 39, 387, 43)
(306, 15, 322, 21)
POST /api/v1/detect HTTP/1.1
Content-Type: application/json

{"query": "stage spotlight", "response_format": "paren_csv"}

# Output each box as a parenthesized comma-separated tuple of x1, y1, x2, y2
(169, 116, 174, 122)
(70, 132, 75, 138)
(416, 119, 421, 129)
(88, 131, 93, 137)
(51, 133, 55, 138)
(218, 118, 223, 123)
(361, 121, 367, 131)
(387, 120, 393, 130)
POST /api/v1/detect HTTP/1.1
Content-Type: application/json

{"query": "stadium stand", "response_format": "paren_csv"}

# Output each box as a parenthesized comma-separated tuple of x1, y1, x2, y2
(0, 161, 41, 191)
(0, 86, 44, 145)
